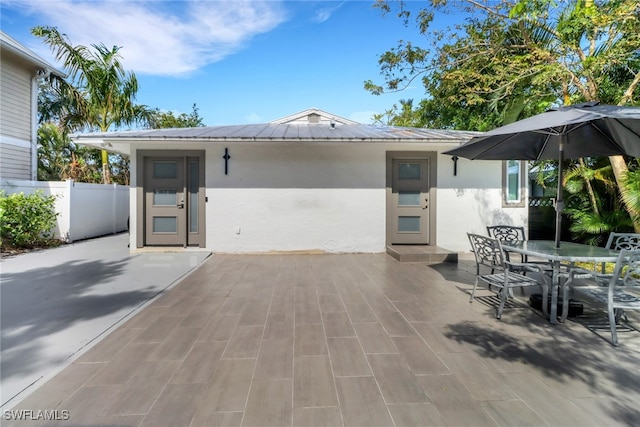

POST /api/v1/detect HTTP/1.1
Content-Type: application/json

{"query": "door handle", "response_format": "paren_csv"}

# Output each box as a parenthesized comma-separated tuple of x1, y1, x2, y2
(423, 198, 428, 209)
(177, 203, 184, 209)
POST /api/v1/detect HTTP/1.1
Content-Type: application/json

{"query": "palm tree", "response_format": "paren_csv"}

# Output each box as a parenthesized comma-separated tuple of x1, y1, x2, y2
(32, 26, 150, 183)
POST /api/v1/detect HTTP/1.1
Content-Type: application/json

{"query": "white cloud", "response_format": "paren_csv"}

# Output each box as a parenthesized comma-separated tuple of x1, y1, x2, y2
(244, 112, 263, 123)
(313, 2, 344, 23)
(16, 0, 287, 76)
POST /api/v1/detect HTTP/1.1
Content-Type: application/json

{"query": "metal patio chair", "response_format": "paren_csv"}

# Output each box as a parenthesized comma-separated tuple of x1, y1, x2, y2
(487, 224, 555, 275)
(561, 232, 640, 301)
(468, 233, 549, 319)
(598, 232, 640, 272)
(562, 249, 640, 346)
(486, 225, 526, 262)
(486, 225, 525, 244)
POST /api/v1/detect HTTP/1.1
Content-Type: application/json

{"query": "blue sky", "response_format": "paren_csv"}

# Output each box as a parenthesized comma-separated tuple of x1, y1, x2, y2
(1, 0, 437, 126)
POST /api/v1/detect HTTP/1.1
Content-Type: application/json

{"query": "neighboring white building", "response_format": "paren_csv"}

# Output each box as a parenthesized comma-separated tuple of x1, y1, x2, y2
(73, 108, 528, 254)
(1, 31, 129, 242)
(0, 31, 64, 180)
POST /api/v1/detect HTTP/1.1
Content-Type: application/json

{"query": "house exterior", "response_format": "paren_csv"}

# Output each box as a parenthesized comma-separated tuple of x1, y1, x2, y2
(0, 31, 64, 180)
(73, 108, 529, 253)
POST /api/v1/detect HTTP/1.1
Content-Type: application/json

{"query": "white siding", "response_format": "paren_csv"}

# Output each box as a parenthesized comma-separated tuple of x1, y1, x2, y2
(0, 51, 33, 141)
(1, 49, 35, 179)
(0, 142, 31, 179)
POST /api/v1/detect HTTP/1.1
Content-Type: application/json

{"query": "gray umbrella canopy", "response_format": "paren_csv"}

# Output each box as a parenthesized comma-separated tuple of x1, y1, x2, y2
(444, 103, 640, 247)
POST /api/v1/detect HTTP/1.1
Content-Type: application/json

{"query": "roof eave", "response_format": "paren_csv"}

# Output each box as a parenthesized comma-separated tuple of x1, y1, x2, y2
(73, 136, 473, 148)
(1, 32, 66, 78)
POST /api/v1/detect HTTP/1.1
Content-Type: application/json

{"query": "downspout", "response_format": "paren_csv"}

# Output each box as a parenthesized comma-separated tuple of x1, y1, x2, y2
(31, 68, 50, 180)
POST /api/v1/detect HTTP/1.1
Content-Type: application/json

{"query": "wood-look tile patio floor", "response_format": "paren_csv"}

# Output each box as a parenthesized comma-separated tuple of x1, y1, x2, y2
(6, 254, 640, 426)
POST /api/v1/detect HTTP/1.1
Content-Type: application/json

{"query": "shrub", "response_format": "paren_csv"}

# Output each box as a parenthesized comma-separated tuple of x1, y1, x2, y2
(0, 190, 59, 249)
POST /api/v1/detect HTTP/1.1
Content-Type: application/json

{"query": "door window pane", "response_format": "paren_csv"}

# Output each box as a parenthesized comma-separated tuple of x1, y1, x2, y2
(154, 162, 177, 179)
(398, 191, 421, 206)
(153, 217, 177, 233)
(398, 163, 421, 180)
(398, 216, 421, 233)
(153, 189, 177, 206)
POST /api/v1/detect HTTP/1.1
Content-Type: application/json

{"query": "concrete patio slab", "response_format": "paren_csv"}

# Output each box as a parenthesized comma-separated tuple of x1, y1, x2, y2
(0, 233, 210, 409)
(2, 252, 640, 426)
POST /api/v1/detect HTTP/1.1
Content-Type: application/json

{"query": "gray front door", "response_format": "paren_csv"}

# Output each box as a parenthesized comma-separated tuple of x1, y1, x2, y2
(138, 151, 205, 248)
(144, 157, 187, 246)
(390, 159, 430, 244)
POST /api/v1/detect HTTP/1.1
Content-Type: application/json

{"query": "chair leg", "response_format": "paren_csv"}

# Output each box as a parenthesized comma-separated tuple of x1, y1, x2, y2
(470, 277, 479, 303)
(496, 286, 508, 319)
(608, 305, 619, 347)
(560, 282, 570, 322)
(541, 285, 549, 319)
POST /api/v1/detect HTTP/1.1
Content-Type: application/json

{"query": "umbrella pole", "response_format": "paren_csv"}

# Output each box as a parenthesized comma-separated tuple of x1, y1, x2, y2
(555, 136, 565, 248)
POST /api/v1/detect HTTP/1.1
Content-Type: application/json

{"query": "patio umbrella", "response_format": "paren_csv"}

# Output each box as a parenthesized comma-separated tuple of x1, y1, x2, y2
(444, 102, 640, 248)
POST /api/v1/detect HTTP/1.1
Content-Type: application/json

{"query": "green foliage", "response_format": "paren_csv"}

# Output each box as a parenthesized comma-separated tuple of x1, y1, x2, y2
(372, 99, 425, 126)
(0, 191, 59, 249)
(620, 166, 640, 224)
(565, 208, 633, 245)
(563, 157, 634, 242)
(32, 26, 152, 184)
(109, 153, 130, 185)
(370, 0, 640, 238)
(32, 26, 150, 133)
(37, 122, 102, 183)
(148, 104, 206, 129)
(37, 122, 71, 181)
(33, 28, 204, 185)
(368, 0, 640, 127)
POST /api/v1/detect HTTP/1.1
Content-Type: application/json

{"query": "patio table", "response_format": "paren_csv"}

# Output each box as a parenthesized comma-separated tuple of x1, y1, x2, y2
(500, 240, 620, 324)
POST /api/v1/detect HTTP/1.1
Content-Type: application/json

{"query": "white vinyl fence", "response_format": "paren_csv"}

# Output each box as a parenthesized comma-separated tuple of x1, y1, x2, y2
(1, 178, 129, 242)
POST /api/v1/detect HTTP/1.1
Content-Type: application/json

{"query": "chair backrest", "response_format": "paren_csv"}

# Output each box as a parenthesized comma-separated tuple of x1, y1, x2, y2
(609, 249, 640, 289)
(468, 233, 505, 271)
(486, 225, 526, 244)
(605, 233, 640, 251)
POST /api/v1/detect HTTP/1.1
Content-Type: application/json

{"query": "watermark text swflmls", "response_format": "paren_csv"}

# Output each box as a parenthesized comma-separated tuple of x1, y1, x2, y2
(3, 409, 70, 421)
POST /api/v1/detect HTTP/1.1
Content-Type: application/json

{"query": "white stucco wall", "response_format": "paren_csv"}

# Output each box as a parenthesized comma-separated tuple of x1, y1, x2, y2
(128, 141, 528, 254)
(435, 153, 528, 253)
(205, 143, 386, 253)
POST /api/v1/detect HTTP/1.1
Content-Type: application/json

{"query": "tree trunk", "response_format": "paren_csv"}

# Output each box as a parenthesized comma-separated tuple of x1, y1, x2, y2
(609, 154, 640, 232)
(101, 149, 111, 184)
(578, 158, 599, 216)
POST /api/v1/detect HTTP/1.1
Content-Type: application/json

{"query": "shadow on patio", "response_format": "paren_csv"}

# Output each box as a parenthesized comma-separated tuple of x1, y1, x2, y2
(5, 253, 640, 427)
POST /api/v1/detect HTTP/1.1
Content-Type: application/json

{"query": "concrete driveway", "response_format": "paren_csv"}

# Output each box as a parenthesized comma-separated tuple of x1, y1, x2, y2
(0, 233, 210, 408)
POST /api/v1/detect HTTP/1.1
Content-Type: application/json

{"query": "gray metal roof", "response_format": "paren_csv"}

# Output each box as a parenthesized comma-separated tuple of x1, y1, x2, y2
(72, 123, 480, 142)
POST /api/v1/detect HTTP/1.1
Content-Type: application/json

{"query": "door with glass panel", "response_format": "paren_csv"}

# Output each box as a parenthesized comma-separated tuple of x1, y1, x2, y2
(144, 157, 187, 245)
(391, 159, 430, 244)
(140, 152, 205, 247)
